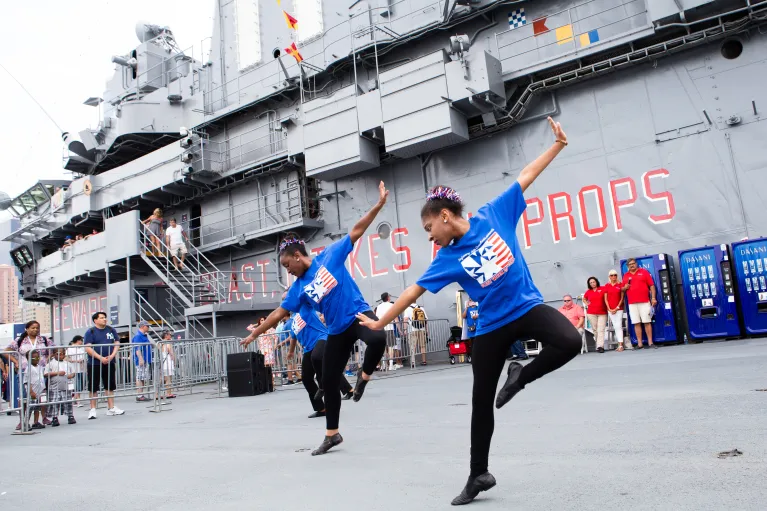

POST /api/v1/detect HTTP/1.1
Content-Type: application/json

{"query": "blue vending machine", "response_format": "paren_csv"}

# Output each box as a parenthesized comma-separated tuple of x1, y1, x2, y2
(731, 238, 767, 336)
(620, 254, 682, 345)
(678, 245, 741, 340)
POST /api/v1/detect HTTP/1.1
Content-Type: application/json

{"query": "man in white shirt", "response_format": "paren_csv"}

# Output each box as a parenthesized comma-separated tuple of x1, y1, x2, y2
(404, 302, 429, 366)
(165, 218, 188, 270)
(375, 293, 401, 370)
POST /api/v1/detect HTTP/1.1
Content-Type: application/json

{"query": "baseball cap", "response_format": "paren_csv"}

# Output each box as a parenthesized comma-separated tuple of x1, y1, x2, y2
(138, 321, 150, 328)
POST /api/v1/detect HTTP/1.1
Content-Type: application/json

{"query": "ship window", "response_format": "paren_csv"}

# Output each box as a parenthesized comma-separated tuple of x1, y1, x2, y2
(296, 0, 324, 43)
(721, 40, 742, 60)
(234, 0, 262, 71)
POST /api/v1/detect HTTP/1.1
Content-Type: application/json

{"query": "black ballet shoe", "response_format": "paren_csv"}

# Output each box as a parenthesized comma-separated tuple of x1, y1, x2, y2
(311, 433, 343, 456)
(451, 472, 497, 505)
(495, 362, 524, 409)
(341, 391, 354, 400)
(308, 411, 326, 419)
(314, 389, 325, 401)
(352, 368, 369, 402)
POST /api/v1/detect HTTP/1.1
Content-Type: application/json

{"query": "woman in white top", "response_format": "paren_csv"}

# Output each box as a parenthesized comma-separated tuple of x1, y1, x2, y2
(4, 321, 54, 427)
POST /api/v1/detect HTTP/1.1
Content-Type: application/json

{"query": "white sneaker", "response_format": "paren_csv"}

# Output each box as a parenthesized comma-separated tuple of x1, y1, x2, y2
(88, 408, 97, 420)
(221, 386, 228, 392)
(395, 364, 403, 369)
(106, 407, 125, 416)
(75, 403, 84, 408)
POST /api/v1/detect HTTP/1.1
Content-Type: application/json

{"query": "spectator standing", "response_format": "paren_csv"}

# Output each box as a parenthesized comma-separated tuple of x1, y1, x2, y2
(132, 321, 154, 402)
(622, 258, 658, 349)
(603, 270, 629, 352)
(160, 331, 176, 401)
(558, 295, 585, 338)
(375, 293, 402, 370)
(142, 208, 164, 256)
(44, 348, 76, 426)
(463, 300, 479, 340)
(256, 317, 277, 368)
(67, 336, 86, 406)
(84, 312, 125, 419)
(165, 218, 188, 270)
(4, 320, 54, 425)
(23, 350, 46, 430)
(583, 277, 608, 353)
(404, 302, 429, 366)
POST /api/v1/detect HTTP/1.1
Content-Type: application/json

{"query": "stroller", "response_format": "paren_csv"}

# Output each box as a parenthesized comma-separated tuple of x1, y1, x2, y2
(447, 326, 472, 364)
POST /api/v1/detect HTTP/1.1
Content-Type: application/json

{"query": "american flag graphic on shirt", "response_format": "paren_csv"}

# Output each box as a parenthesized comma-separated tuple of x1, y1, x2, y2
(303, 266, 338, 303)
(291, 313, 307, 335)
(460, 230, 515, 287)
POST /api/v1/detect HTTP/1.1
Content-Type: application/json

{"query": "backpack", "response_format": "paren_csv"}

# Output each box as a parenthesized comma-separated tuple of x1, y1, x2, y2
(411, 306, 426, 329)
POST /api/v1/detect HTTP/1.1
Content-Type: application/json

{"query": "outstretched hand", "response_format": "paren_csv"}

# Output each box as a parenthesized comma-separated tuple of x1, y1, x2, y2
(377, 181, 389, 206)
(548, 116, 567, 145)
(356, 312, 383, 331)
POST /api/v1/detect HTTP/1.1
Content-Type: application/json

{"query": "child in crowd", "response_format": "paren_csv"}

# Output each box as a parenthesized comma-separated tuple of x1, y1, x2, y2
(68, 336, 86, 407)
(23, 350, 46, 430)
(45, 348, 76, 426)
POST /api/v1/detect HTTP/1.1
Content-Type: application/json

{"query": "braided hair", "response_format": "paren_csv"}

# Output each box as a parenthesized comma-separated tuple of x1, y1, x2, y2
(421, 185, 464, 218)
(279, 232, 308, 257)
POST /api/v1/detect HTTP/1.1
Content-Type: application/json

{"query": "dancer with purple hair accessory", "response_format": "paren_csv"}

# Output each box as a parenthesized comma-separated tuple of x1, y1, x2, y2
(357, 118, 582, 505)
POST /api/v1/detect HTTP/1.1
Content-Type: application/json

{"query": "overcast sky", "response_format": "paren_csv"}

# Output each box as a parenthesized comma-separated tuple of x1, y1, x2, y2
(0, 0, 215, 199)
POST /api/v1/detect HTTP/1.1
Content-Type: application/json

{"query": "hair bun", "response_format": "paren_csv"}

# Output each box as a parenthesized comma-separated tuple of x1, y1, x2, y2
(279, 237, 305, 253)
(426, 186, 462, 203)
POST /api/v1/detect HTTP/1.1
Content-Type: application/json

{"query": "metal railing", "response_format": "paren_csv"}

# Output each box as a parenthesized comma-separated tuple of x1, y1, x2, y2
(379, 319, 452, 370)
(204, 0, 447, 114)
(138, 221, 227, 307)
(185, 176, 321, 248)
(494, 0, 648, 71)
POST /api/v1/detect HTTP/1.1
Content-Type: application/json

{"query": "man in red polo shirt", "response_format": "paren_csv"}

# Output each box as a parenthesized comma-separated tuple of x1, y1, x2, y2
(621, 258, 657, 349)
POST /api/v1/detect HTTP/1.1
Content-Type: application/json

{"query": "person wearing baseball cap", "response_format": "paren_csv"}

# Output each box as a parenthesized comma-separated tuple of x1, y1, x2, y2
(132, 321, 154, 401)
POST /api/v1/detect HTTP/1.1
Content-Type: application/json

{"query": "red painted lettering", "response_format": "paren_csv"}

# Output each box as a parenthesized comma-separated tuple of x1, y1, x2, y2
(522, 198, 544, 249)
(642, 168, 676, 224)
(547, 192, 576, 243)
(391, 228, 411, 273)
(72, 300, 81, 330)
(228, 272, 240, 302)
(62, 304, 71, 332)
(609, 177, 637, 232)
(348, 239, 367, 279)
(257, 260, 270, 296)
(368, 234, 389, 277)
(310, 246, 325, 256)
(431, 241, 440, 261)
(577, 185, 608, 237)
(241, 263, 255, 299)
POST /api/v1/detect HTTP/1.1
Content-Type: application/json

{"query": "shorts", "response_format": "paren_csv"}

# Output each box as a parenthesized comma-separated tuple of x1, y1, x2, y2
(170, 243, 187, 258)
(385, 330, 400, 350)
(410, 330, 427, 354)
(136, 363, 152, 382)
(88, 363, 117, 393)
(628, 302, 653, 324)
(162, 359, 175, 377)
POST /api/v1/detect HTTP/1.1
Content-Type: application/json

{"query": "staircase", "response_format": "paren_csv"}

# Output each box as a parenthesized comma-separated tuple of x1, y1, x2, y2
(134, 221, 226, 340)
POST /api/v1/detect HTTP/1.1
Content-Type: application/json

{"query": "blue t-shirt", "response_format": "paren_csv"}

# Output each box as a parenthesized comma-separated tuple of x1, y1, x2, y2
(417, 182, 543, 336)
(84, 326, 119, 365)
(281, 235, 369, 335)
(465, 304, 479, 338)
(285, 304, 328, 352)
(131, 331, 153, 365)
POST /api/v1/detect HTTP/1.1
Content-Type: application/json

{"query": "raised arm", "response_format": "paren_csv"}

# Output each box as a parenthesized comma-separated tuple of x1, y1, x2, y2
(357, 284, 427, 330)
(241, 307, 290, 347)
(349, 181, 389, 244)
(517, 117, 567, 192)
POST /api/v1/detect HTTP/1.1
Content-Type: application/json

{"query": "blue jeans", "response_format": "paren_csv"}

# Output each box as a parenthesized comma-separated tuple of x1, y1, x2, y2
(510, 340, 528, 359)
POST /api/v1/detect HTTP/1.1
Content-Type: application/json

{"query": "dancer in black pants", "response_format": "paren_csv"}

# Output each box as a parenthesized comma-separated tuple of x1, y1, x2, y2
(283, 307, 354, 418)
(242, 182, 389, 456)
(358, 118, 581, 505)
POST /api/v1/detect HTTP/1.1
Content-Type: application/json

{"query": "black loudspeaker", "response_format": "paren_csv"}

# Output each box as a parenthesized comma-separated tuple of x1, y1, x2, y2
(227, 352, 272, 397)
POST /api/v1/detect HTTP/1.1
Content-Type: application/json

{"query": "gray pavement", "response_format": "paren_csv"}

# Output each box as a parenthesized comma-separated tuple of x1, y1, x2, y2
(1, 339, 766, 510)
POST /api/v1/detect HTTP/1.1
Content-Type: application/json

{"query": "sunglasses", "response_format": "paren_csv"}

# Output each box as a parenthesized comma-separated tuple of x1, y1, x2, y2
(563, 299, 572, 302)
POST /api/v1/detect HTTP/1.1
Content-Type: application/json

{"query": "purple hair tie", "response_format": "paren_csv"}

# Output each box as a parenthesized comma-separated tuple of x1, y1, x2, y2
(426, 186, 462, 203)
(279, 238, 305, 252)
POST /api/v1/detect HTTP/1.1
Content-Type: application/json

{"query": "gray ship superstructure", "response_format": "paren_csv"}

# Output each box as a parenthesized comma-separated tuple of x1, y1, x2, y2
(5, 0, 767, 342)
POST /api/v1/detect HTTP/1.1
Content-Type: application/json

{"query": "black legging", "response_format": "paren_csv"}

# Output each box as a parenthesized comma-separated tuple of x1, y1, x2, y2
(470, 304, 581, 476)
(322, 310, 387, 430)
(301, 339, 352, 411)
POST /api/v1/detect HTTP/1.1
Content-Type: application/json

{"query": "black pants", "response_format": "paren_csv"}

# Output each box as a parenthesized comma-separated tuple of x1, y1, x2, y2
(302, 339, 352, 412)
(322, 310, 387, 430)
(470, 304, 581, 476)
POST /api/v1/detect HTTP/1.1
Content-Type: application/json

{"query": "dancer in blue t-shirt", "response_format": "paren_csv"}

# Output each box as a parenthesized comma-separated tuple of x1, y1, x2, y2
(358, 118, 581, 506)
(241, 181, 389, 456)
(284, 304, 354, 419)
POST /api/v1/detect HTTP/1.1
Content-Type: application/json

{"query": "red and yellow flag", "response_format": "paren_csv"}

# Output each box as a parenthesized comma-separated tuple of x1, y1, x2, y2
(285, 42, 303, 63)
(283, 11, 298, 30)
